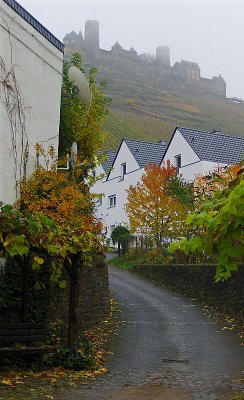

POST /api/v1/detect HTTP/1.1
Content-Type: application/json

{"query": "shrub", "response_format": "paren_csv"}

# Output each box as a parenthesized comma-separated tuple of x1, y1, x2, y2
(48, 336, 94, 370)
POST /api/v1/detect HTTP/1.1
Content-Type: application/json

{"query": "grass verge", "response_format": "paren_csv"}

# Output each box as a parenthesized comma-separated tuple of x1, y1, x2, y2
(108, 256, 134, 271)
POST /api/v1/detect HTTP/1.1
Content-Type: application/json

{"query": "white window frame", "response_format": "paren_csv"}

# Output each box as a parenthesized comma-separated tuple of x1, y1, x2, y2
(174, 154, 181, 175)
(121, 162, 126, 180)
(108, 194, 116, 208)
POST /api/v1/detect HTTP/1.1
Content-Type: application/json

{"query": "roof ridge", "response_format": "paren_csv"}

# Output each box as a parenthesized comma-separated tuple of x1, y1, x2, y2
(177, 126, 244, 141)
(124, 138, 166, 146)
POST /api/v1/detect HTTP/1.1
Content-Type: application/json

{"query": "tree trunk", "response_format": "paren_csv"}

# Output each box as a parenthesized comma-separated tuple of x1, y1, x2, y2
(18, 256, 29, 323)
(118, 240, 121, 256)
(66, 256, 83, 347)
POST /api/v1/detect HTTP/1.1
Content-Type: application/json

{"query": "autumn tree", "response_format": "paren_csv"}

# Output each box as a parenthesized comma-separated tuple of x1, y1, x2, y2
(170, 164, 244, 280)
(126, 162, 189, 248)
(18, 143, 105, 346)
(194, 163, 242, 205)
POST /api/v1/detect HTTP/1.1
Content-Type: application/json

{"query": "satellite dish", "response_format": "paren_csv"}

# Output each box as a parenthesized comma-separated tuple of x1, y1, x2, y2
(68, 66, 91, 105)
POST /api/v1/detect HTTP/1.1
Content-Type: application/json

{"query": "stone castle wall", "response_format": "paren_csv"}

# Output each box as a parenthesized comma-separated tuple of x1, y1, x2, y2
(63, 21, 226, 98)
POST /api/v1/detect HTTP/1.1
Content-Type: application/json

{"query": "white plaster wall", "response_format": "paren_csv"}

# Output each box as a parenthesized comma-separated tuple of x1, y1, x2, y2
(0, 1, 63, 204)
(163, 129, 199, 168)
(179, 160, 227, 181)
(179, 160, 214, 181)
(94, 168, 144, 239)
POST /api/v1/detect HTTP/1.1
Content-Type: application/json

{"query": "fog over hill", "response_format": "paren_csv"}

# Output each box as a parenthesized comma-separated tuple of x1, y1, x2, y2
(63, 19, 244, 147)
(19, 0, 244, 100)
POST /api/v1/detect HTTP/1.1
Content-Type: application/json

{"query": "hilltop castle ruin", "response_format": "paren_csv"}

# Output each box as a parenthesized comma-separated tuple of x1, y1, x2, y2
(64, 20, 226, 98)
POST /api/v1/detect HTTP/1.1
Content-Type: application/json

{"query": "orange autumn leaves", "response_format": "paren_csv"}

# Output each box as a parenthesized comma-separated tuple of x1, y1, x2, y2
(20, 168, 96, 231)
(19, 148, 104, 263)
(194, 162, 243, 202)
(126, 162, 189, 246)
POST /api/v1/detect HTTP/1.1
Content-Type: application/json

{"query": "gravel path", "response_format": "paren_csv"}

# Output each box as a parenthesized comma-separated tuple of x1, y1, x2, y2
(59, 265, 244, 400)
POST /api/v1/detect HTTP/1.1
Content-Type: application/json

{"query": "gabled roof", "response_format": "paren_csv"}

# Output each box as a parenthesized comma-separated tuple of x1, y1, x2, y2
(4, 0, 64, 53)
(106, 138, 168, 181)
(177, 127, 244, 164)
(124, 138, 167, 168)
(111, 41, 123, 50)
(101, 150, 116, 173)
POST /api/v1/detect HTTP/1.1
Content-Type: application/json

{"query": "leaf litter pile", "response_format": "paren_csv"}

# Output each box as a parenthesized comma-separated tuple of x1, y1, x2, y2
(0, 298, 122, 400)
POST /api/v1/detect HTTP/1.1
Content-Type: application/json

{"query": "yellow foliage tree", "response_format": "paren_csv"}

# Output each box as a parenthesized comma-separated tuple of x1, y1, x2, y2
(126, 162, 188, 247)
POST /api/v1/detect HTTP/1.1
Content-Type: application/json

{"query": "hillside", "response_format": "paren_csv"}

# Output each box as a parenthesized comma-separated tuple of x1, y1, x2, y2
(102, 98, 244, 150)
(65, 49, 244, 149)
(99, 67, 244, 149)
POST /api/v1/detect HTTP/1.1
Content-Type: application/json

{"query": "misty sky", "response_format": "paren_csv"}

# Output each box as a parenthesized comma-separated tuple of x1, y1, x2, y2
(19, 0, 244, 99)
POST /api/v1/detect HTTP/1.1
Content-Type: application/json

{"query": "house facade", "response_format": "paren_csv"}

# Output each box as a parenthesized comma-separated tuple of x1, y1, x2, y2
(0, 0, 64, 204)
(164, 127, 244, 181)
(92, 127, 244, 240)
(91, 139, 167, 239)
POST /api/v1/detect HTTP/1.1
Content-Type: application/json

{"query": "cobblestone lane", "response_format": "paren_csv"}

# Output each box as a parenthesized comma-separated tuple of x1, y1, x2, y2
(60, 266, 244, 400)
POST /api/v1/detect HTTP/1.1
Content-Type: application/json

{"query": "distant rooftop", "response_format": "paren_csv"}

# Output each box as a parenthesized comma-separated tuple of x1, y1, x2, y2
(181, 60, 200, 70)
(177, 127, 244, 164)
(4, 0, 64, 53)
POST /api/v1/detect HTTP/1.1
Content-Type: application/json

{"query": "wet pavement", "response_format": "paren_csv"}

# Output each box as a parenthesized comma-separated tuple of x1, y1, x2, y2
(58, 265, 244, 400)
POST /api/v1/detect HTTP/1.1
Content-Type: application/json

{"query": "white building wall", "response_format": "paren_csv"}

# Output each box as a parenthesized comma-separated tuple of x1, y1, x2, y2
(94, 168, 144, 239)
(180, 160, 227, 181)
(92, 141, 144, 239)
(0, 1, 63, 204)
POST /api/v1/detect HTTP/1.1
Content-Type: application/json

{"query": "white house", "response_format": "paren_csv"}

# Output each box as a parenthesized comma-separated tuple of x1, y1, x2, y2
(163, 127, 244, 181)
(92, 127, 244, 240)
(91, 138, 167, 239)
(0, 0, 64, 204)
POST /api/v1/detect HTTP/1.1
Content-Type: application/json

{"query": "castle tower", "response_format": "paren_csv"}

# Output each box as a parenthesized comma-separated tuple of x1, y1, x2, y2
(84, 20, 100, 56)
(156, 46, 170, 67)
(63, 30, 83, 50)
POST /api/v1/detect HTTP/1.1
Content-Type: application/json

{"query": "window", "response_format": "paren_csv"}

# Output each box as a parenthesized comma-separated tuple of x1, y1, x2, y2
(98, 197, 102, 206)
(121, 163, 126, 180)
(92, 170, 96, 178)
(108, 195, 116, 208)
(174, 154, 181, 174)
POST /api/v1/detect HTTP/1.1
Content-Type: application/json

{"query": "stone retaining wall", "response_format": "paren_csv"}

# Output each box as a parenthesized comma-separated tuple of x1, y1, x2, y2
(55, 256, 110, 330)
(78, 258, 110, 328)
(132, 264, 243, 321)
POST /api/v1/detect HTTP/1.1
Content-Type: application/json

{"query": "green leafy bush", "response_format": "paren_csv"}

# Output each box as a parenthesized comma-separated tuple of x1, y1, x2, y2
(48, 336, 94, 370)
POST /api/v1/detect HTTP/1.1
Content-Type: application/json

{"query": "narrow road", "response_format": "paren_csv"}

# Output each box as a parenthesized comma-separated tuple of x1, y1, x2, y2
(63, 265, 244, 400)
